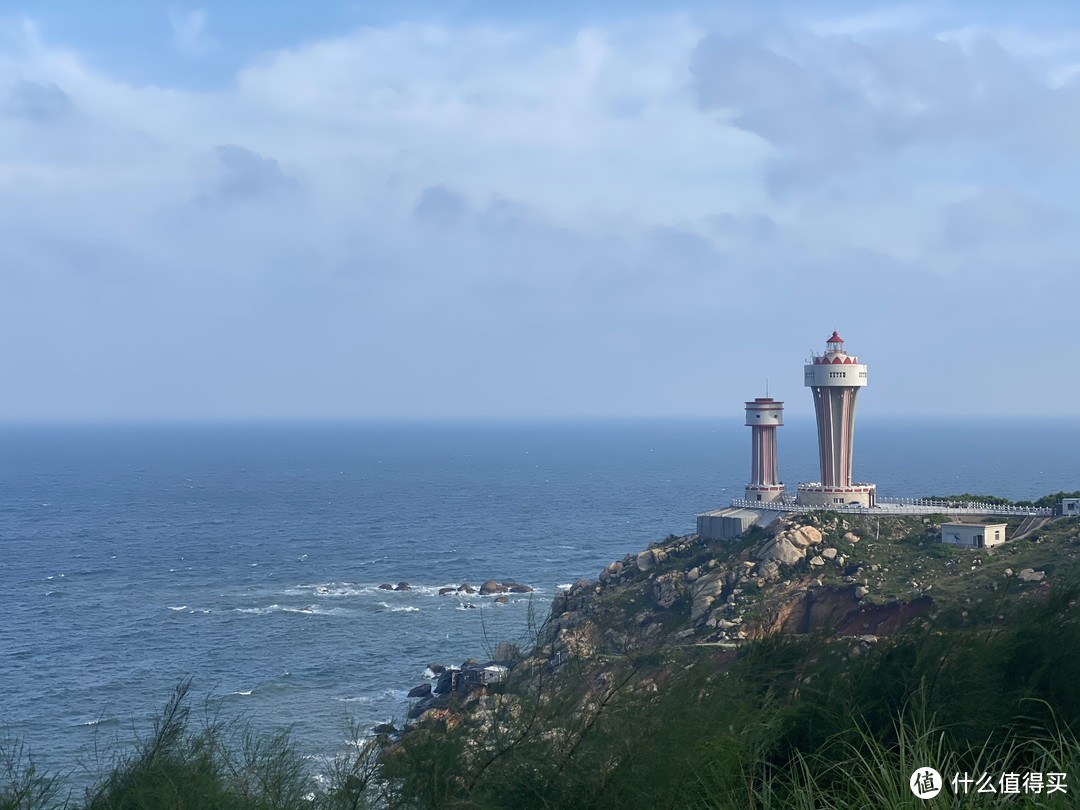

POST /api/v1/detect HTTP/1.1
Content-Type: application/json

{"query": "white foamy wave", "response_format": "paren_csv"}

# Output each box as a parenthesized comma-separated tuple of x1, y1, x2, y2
(168, 605, 188, 612)
(77, 717, 118, 728)
(232, 690, 253, 697)
(556, 583, 572, 591)
(377, 602, 420, 613)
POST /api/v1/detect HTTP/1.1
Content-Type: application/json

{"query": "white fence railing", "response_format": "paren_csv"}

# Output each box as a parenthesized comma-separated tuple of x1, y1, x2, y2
(728, 497, 1053, 517)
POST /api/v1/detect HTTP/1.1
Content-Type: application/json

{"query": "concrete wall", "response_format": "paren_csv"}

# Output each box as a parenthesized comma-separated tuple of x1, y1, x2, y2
(697, 508, 764, 540)
(796, 484, 875, 508)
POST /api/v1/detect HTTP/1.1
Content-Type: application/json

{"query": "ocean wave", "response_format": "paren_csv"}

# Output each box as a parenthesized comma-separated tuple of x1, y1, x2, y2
(168, 605, 189, 612)
(231, 690, 253, 697)
(233, 604, 346, 617)
(556, 583, 573, 591)
(76, 717, 119, 728)
(377, 602, 420, 613)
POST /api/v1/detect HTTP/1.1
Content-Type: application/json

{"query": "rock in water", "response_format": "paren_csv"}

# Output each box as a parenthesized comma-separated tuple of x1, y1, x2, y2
(407, 683, 432, 699)
(479, 580, 508, 595)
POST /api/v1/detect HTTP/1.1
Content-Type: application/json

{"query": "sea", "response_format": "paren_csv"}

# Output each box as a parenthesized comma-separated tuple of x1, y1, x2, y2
(2, 418, 1079, 791)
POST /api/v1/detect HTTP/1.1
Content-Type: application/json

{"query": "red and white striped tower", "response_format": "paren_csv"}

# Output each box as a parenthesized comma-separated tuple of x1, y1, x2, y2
(796, 331, 876, 507)
(745, 397, 785, 503)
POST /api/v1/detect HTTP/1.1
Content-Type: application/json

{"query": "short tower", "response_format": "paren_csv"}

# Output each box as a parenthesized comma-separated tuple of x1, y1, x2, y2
(745, 397, 785, 503)
(797, 331, 876, 507)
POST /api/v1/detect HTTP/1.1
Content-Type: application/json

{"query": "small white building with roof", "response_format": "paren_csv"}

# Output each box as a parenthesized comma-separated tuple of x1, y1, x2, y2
(940, 522, 1007, 549)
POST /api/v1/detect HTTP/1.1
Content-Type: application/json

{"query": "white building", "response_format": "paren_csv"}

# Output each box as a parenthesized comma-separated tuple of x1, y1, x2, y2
(1058, 498, 1080, 517)
(940, 522, 1007, 549)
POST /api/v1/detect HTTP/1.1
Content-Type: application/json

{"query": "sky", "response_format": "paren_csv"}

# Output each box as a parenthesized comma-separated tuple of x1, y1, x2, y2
(3, 0, 1080, 420)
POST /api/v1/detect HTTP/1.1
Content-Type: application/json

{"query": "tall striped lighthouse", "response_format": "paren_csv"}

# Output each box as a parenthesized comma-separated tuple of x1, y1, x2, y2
(796, 331, 876, 507)
(745, 397, 784, 503)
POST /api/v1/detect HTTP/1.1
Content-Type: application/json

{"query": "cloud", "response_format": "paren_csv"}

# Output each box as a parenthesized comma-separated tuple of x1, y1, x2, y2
(1, 8, 1080, 418)
(414, 184, 469, 226)
(689, 27, 1080, 195)
(169, 7, 211, 56)
(206, 144, 299, 202)
(4, 78, 73, 122)
(938, 188, 1059, 250)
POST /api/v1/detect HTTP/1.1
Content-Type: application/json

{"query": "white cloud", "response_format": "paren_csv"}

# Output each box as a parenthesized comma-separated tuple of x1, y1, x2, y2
(169, 7, 211, 57)
(0, 7, 1079, 418)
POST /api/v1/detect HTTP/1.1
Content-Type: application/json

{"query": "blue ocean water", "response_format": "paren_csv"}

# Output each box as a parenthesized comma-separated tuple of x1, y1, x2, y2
(2, 418, 1079, 789)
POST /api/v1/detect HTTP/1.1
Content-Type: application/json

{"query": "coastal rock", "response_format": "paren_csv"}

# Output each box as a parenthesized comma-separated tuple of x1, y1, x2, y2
(756, 536, 805, 566)
(480, 580, 508, 595)
(1018, 569, 1046, 583)
(600, 561, 624, 583)
(395, 582, 412, 591)
(408, 683, 432, 699)
(686, 567, 701, 583)
(460, 584, 476, 594)
(809, 555, 825, 567)
(652, 574, 682, 610)
(494, 596, 509, 604)
(758, 560, 781, 582)
(691, 572, 726, 623)
(438, 587, 456, 596)
(372, 723, 397, 735)
(822, 548, 838, 560)
(378, 583, 394, 590)
(505, 582, 534, 593)
(787, 526, 824, 549)
(843, 532, 860, 544)
(855, 586, 870, 599)
(636, 550, 657, 572)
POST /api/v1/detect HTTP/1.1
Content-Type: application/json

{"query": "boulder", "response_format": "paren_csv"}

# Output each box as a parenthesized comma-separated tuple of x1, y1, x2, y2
(494, 596, 509, 604)
(479, 580, 509, 595)
(636, 549, 657, 572)
(459, 584, 476, 594)
(372, 723, 397, 735)
(843, 532, 860, 544)
(809, 555, 825, 567)
(756, 536, 805, 565)
(653, 576, 680, 609)
(600, 562, 624, 583)
(505, 582, 534, 593)
(822, 547, 838, 560)
(1018, 569, 1046, 583)
(378, 583, 394, 590)
(438, 587, 456, 596)
(407, 683, 432, 699)
(395, 582, 411, 591)
(787, 525, 824, 549)
(686, 567, 701, 583)
(855, 585, 870, 599)
(758, 560, 781, 582)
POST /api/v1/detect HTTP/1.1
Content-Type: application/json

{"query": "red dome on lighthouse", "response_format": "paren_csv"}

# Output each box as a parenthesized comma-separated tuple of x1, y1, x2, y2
(827, 331, 843, 344)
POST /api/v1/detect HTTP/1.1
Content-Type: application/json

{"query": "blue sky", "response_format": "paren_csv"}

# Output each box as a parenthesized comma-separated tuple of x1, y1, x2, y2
(3, 1, 1080, 419)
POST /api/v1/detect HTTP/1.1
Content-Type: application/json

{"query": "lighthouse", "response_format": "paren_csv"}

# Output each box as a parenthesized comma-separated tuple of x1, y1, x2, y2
(745, 397, 785, 503)
(796, 331, 876, 507)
